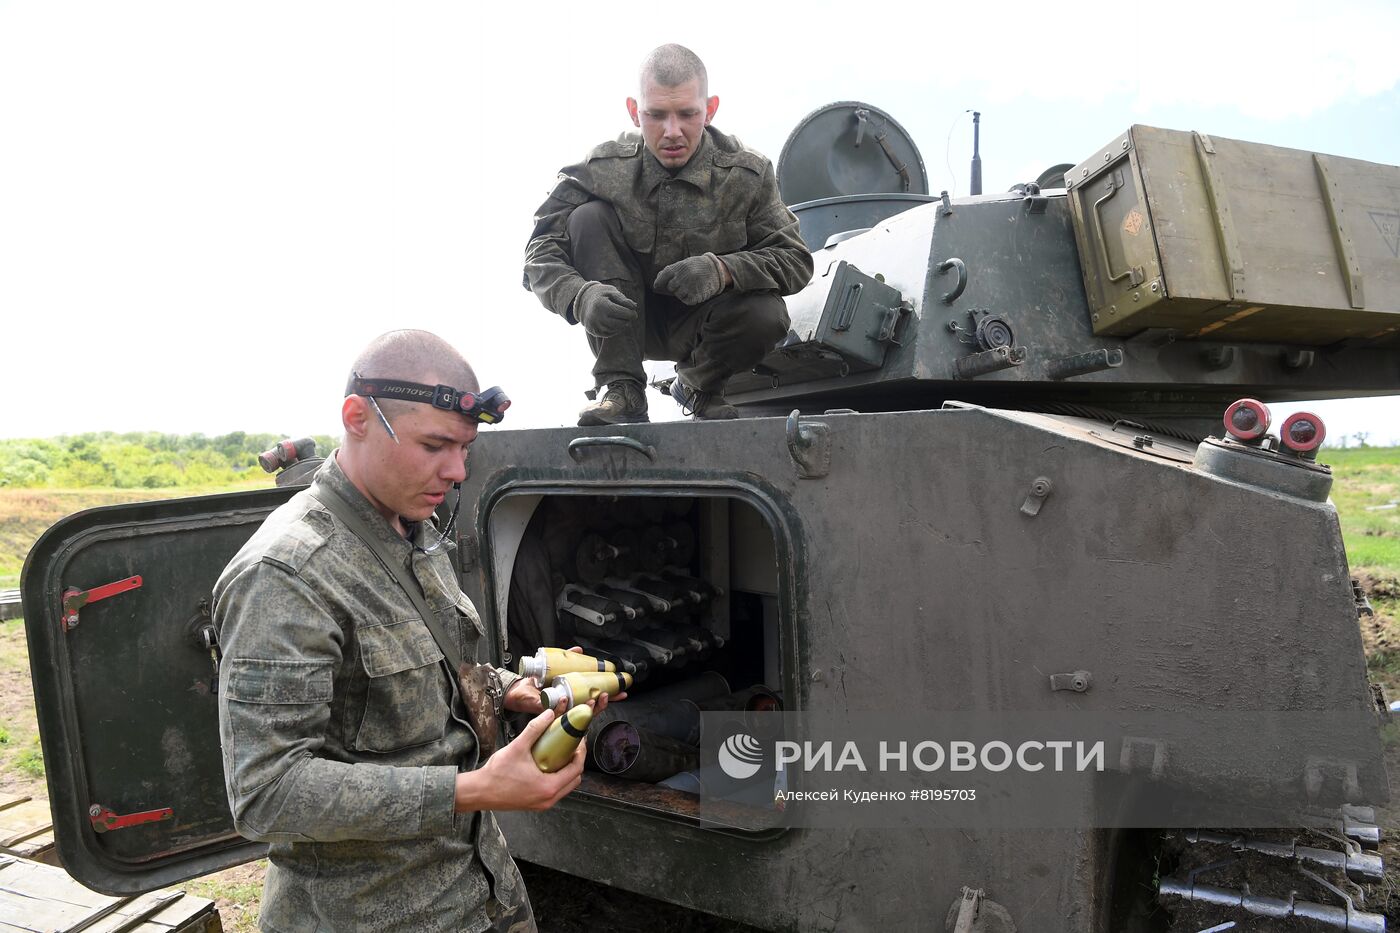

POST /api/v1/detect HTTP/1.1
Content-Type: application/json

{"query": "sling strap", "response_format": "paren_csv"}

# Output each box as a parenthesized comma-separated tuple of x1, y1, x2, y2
(312, 484, 506, 759)
(310, 487, 465, 673)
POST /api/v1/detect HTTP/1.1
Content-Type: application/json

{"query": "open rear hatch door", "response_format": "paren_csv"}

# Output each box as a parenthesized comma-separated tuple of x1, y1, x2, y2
(20, 488, 295, 894)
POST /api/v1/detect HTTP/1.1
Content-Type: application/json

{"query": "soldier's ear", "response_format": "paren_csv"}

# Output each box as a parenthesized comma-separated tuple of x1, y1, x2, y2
(626, 97, 640, 127)
(705, 95, 719, 125)
(342, 395, 372, 440)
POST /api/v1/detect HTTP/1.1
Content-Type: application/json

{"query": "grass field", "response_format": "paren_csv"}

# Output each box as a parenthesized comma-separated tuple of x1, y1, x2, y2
(1331, 448, 1400, 709)
(0, 447, 1397, 926)
(0, 480, 272, 590)
(1331, 447, 1400, 578)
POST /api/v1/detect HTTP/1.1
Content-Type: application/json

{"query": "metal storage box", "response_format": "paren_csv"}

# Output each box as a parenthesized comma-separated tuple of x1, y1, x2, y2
(788, 260, 911, 374)
(1066, 125, 1400, 345)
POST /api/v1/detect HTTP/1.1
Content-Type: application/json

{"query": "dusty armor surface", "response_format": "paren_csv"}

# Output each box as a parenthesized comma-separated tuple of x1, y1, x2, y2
(20, 106, 1400, 931)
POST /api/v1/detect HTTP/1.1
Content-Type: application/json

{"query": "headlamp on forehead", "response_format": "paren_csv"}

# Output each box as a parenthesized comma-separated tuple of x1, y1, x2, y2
(346, 376, 511, 424)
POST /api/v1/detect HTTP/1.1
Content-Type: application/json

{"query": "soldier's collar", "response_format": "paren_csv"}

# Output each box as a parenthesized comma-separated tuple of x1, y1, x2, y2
(317, 453, 443, 552)
(642, 131, 712, 192)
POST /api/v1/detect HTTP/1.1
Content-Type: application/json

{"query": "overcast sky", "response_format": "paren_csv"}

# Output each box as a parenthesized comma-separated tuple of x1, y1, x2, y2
(2, 0, 1399, 445)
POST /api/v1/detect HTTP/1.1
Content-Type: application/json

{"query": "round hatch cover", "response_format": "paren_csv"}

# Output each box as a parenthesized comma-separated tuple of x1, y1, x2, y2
(1034, 162, 1075, 190)
(778, 101, 928, 205)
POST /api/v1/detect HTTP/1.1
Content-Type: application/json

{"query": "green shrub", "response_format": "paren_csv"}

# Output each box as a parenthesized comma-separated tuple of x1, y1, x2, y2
(0, 432, 338, 490)
(50, 460, 115, 487)
(15, 742, 43, 779)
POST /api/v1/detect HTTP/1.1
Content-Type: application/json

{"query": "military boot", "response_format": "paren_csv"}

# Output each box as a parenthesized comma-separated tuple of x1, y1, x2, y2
(669, 378, 739, 420)
(578, 381, 649, 427)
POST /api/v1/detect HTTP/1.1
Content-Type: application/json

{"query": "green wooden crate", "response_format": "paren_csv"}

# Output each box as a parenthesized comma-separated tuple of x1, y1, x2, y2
(1066, 124, 1400, 345)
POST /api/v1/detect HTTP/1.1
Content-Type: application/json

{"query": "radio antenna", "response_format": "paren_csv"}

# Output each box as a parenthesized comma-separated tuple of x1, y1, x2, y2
(970, 111, 982, 196)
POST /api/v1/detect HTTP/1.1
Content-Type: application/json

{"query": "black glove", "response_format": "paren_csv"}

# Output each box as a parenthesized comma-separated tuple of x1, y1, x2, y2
(654, 253, 726, 306)
(574, 282, 638, 338)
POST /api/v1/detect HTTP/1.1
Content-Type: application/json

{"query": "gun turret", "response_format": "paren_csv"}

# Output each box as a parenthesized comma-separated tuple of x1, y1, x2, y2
(741, 107, 1400, 439)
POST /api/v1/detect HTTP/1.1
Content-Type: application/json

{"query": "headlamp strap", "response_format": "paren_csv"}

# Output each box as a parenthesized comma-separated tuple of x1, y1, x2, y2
(347, 376, 464, 411)
(346, 376, 510, 424)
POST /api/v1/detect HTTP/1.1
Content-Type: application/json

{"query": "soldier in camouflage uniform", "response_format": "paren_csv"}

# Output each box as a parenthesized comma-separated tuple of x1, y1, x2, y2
(524, 43, 813, 426)
(214, 330, 592, 933)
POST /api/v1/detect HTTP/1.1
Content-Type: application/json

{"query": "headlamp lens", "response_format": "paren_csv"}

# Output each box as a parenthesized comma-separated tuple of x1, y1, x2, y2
(462, 387, 510, 424)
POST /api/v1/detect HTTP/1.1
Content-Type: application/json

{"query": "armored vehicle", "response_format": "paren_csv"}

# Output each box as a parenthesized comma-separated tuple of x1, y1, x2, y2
(20, 106, 1400, 931)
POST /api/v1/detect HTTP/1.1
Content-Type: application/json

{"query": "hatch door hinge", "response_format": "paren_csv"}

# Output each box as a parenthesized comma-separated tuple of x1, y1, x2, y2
(458, 533, 479, 573)
(61, 575, 143, 632)
(189, 599, 221, 692)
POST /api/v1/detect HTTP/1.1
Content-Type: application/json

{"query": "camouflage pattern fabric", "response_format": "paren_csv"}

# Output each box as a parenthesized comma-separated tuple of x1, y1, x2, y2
(214, 455, 530, 933)
(486, 894, 537, 933)
(563, 199, 791, 392)
(523, 126, 813, 322)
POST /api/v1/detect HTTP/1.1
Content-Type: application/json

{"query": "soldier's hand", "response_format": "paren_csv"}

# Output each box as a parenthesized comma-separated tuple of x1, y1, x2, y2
(503, 677, 546, 714)
(575, 282, 637, 338)
(654, 253, 726, 305)
(457, 708, 584, 812)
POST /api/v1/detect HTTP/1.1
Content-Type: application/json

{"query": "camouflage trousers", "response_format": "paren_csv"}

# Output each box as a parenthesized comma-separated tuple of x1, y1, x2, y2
(566, 199, 789, 393)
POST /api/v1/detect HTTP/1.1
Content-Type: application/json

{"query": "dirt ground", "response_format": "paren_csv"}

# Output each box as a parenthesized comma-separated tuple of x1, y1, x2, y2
(1353, 571, 1400, 920)
(0, 619, 46, 801)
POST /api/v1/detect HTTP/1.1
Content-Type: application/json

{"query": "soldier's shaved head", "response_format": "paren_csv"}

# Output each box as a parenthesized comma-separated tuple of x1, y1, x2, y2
(339, 329, 480, 528)
(348, 329, 478, 419)
(639, 44, 708, 98)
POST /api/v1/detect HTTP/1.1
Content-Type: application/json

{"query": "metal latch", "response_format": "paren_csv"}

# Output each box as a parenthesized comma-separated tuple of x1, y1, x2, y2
(61, 575, 142, 632)
(189, 599, 221, 692)
(1049, 670, 1092, 693)
(948, 886, 1017, 933)
(875, 299, 914, 345)
(1020, 477, 1053, 517)
(89, 803, 173, 833)
(785, 411, 832, 479)
(951, 887, 983, 933)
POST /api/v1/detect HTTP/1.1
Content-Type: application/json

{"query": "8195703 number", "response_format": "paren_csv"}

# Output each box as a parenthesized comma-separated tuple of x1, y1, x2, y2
(910, 788, 976, 802)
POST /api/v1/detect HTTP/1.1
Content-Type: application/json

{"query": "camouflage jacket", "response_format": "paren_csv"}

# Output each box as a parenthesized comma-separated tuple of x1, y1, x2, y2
(213, 455, 524, 933)
(523, 126, 814, 321)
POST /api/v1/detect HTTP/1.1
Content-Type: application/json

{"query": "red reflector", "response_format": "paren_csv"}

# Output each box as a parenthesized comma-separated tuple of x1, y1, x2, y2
(1223, 398, 1270, 441)
(1279, 412, 1325, 452)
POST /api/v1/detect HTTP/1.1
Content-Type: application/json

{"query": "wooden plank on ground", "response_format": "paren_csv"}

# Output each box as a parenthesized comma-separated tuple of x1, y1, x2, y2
(0, 855, 219, 933)
(0, 592, 21, 623)
(0, 855, 114, 932)
(88, 889, 219, 932)
(0, 799, 55, 862)
(2, 831, 55, 864)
